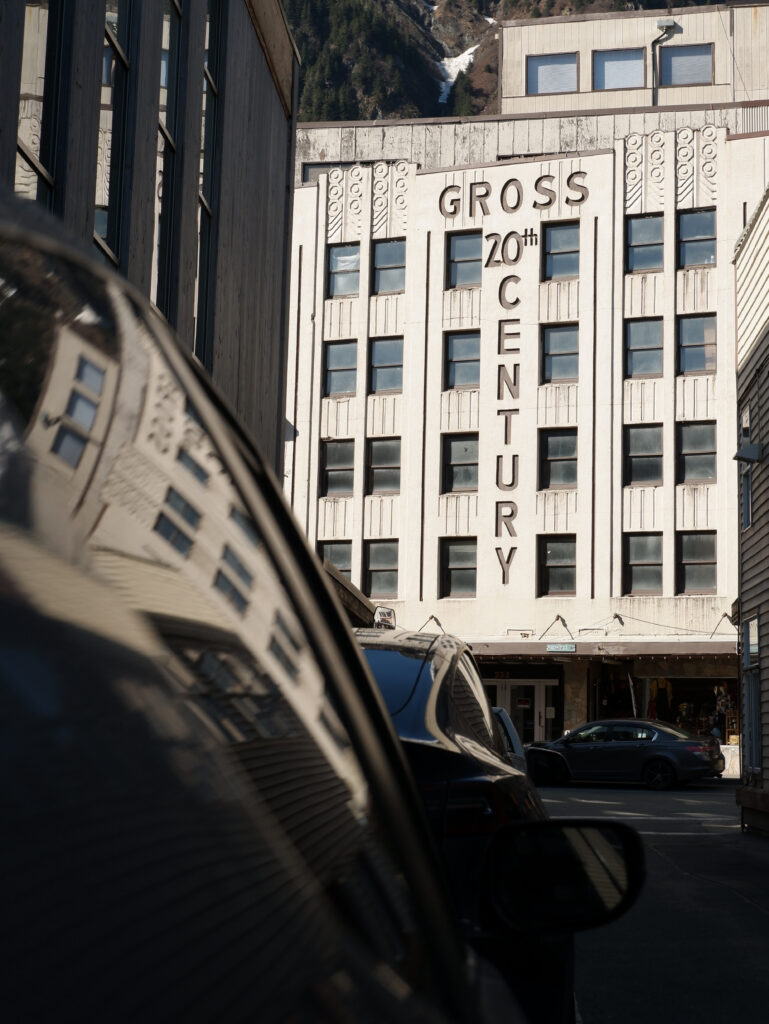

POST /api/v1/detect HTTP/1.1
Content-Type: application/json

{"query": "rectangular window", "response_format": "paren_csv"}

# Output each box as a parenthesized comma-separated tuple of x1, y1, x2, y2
(677, 422, 716, 483)
(625, 425, 663, 486)
(543, 222, 579, 280)
(539, 430, 577, 489)
(366, 438, 401, 494)
(52, 425, 87, 468)
(327, 243, 360, 297)
(194, 0, 222, 370)
(77, 357, 105, 395)
(625, 319, 663, 377)
(178, 448, 210, 485)
(319, 541, 352, 580)
(364, 540, 398, 598)
(324, 341, 357, 396)
(166, 486, 201, 529)
(16, 1, 63, 207)
(623, 533, 662, 595)
(373, 239, 405, 294)
(321, 440, 354, 496)
(95, 1, 132, 260)
(213, 569, 249, 614)
(66, 391, 98, 431)
(660, 43, 713, 87)
(626, 215, 663, 272)
(677, 531, 716, 593)
(369, 337, 403, 393)
(538, 535, 576, 595)
(593, 48, 644, 90)
(447, 232, 481, 288)
(445, 331, 480, 389)
(678, 315, 716, 374)
(744, 668, 762, 772)
(154, 511, 194, 557)
(678, 209, 715, 268)
(742, 465, 753, 530)
(230, 505, 260, 547)
(222, 544, 253, 589)
(442, 434, 478, 492)
(527, 53, 577, 94)
(743, 618, 759, 668)
(440, 538, 477, 598)
(542, 324, 578, 382)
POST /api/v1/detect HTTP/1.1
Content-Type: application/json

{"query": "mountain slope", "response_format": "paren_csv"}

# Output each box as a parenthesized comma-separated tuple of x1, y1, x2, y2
(284, 0, 713, 123)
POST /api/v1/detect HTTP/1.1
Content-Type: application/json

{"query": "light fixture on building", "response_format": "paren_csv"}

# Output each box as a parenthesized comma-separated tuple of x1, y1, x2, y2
(733, 443, 764, 464)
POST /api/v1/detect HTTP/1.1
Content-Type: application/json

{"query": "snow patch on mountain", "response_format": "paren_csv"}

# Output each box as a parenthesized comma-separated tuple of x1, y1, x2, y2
(437, 44, 479, 103)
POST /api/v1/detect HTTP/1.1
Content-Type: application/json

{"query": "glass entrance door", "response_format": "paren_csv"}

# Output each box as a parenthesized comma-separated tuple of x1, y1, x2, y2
(493, 680, 559, 743)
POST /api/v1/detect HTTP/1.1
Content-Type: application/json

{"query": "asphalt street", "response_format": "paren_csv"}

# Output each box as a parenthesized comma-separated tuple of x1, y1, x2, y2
(543, 779, 769, 1023)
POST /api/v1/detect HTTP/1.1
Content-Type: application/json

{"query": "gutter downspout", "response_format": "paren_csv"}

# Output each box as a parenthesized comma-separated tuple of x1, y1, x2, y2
(650, 26, 673, 107)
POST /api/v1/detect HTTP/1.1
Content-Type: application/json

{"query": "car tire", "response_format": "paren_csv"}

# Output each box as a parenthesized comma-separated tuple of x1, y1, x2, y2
(643, 758, 676, 791)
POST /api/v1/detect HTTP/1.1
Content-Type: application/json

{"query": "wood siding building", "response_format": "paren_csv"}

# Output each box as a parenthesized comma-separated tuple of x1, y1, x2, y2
(735, 185, 769, 829)
(2, 0, 298, 475)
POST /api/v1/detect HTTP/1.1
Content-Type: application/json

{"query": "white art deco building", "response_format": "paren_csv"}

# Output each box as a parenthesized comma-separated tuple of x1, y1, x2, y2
(285, 5, 769, 749)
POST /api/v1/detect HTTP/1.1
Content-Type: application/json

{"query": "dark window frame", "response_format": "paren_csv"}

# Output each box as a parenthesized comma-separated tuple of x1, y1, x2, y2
(324, 340, 357, 397)
(622, 533, 663, 596)
(526, 51, 579, 96)
(625, 318, 663, 378)
(439, 537, 477, 599)
(676, 421, 716, 484)
(676, 531, 717, 595)
(372, 238, 406, 295)
(318, 540, 352, 580)
(624, 424, 663, 487)
(446, 231, 482, 290)
(364, 539, 399, 598)
(659, 42, 714, 89)
(320, 439, 354, 497)
(539, 429, 578, 490)
(626, 214, 663, 273)
(366, 437, 401, 495)
(677, 314, 716, 375)
(537, 535, 577, 596)
(327, 242, 361, 298)
(369, 336, 403, 394)
(677, 208, 716, 269)
(542, 221, 580, 281)
(592, 47, 646, 91)
(444, 330, 480, 390)
(442, 433, 479, 493)
(541, 323, 579, 383)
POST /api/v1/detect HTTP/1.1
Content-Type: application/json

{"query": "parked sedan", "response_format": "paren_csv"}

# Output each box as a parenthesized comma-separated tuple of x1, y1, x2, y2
(535, 718, 725, 789)
(355, 628, 574, 1024)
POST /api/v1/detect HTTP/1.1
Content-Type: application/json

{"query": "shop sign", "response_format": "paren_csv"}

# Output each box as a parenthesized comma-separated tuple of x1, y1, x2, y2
(546, 643, 576, 653)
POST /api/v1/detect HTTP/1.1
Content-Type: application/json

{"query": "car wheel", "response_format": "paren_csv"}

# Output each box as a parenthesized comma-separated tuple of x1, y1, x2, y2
(643, 758, 676, 791)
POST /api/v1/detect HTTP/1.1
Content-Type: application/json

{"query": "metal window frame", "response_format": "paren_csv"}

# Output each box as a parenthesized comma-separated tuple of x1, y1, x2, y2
(624, 424, 663, 486)
(675, 530, 717, 594)
(439, 537, 477, 598)
(366, 437, 401, 495)
(441, 432, 479, 494)
(622, 532, 663, 595)
(538, 428, 578, 490)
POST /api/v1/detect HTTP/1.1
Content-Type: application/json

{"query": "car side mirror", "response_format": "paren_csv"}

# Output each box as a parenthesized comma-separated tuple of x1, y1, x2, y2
(487, 820, 644, 933)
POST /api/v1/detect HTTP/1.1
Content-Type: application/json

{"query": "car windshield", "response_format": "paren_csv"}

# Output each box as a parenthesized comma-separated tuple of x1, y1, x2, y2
(361, 647, 428, 715)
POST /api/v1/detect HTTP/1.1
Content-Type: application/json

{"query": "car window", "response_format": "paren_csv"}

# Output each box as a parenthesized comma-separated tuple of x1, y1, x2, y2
(570, 724, 612, 743)
(449, 653, 504, 754)
(361, 646, 428, 715)
(612, 725, 654, 742)
(0, 233, 464, 1013)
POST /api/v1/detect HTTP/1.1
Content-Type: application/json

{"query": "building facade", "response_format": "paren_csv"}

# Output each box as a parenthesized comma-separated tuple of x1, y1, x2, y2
(285, 6, 769, 749)
(2, 0, 298, 474)
(734, 183, 769, 827)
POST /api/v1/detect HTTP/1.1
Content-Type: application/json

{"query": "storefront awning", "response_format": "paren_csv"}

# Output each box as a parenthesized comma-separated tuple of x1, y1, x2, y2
(471, 639, 736, 659)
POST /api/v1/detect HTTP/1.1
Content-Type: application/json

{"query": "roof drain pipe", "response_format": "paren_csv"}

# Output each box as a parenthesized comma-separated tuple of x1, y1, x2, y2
(651, 19, 676, 107)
